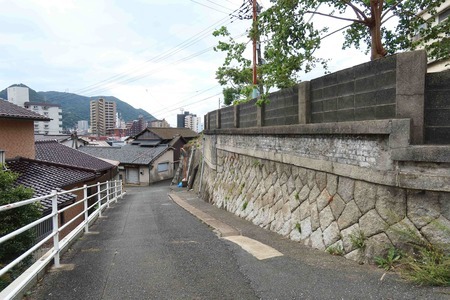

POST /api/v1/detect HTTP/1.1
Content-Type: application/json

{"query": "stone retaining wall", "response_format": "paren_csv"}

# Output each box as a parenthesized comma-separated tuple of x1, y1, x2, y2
(194, 122, 450, 262)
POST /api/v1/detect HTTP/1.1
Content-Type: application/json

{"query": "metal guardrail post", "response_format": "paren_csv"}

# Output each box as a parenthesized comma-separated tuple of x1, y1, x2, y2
(97, 182, 102, 217)
(83, 184, 89, 233)
(51, 190, 60, 268)
(106, 181, 110, 208)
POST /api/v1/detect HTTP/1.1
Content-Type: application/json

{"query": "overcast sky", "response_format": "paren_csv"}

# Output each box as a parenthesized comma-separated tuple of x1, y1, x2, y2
(0, 0, 369, 127)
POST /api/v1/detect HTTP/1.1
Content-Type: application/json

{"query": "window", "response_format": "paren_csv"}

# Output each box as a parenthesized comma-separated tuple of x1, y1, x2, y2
(157, 162, 169, 172)
(439, 9, 450, 23)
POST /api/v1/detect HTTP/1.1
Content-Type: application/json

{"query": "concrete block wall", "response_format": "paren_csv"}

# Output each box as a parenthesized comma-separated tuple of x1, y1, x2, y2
(425, 70, 450, 144)
(205, 50, 437, 144)
(309, 55, 397, 123)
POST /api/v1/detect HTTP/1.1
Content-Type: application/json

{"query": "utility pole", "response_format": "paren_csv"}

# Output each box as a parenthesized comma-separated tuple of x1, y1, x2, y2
(251, 0, 259, 99)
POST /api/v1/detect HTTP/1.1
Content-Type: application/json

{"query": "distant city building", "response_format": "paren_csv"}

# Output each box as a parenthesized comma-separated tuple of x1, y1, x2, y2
(7, 86, 29, 107)
(126, 116, 147, 136)
(90, 98, 116, 136)
(184, 114, 202, 133)
(77, 120, 89, 135)
(149, 119, 170, 128)
(8, 86, 62, 134)
(177, 110, 191, 128)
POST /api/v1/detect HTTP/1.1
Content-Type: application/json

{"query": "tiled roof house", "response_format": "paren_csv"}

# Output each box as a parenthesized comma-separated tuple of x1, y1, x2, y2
(0, 99, 50, 160)
(126, 127, 199, 171)
(79, 144, 173, 185)
(1, 100, 119, 238)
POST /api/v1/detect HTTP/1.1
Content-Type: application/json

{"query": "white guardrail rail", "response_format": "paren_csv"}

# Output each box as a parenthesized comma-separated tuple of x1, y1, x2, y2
(0, 180, 126, 300)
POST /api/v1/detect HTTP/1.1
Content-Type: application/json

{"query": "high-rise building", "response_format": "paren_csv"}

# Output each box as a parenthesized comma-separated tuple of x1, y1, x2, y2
(90, 98, 116, 136)
(77, 120, 89, 135)
(184, 114, 202, 133)
(8, 85, 62, 134)
(177, 110, 190, 128)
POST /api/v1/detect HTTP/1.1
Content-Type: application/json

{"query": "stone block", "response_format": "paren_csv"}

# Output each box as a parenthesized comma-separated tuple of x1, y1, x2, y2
(407, 190, 441, 229)
(311, 100, 323, 113)
(319, 206, 335, 231)
(337, 177, 355, 203)
(375, 185, 406, 225)
(440, 192, 450, 220)
(317, 189, 331, 212)
(386, 217, 425, 250)
(345, 249, 364, 263)
(310, 228, 325, 250)
(326, 174, 338, 195)
(300, 217, 313, 240)
(359, 209, 388, 238)
(311, 112, 323, 123)
(364, 233, 393, 263)
(354, 180, 377, 214)
(323, 222, 341, 247)
(338, 200, 362, 230)
(341, 223, 360, 253)
(299, 200, 310, 221)
(310, 203, 320, 231)
(308, 185, 321, 204)
(315, 171, 327, 191)
(330, 194, 346, 220)
(298, 185, 310, 203)
(420, 216, 450, 251)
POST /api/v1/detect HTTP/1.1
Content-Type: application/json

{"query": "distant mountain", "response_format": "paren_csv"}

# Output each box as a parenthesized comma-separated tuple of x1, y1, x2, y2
(0, 84, 155, 129)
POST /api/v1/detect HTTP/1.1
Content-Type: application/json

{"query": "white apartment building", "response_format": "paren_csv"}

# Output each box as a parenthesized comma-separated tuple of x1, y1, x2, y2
(184, 114, 202, 133)
(416, 0, 450, 72)
(8, 86, 62, 134)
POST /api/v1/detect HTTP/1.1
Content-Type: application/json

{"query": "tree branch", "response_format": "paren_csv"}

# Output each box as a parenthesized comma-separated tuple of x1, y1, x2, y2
(305, 10, 366, 24)
(341, 0, 367, 21)
(381, 0, 402, 20)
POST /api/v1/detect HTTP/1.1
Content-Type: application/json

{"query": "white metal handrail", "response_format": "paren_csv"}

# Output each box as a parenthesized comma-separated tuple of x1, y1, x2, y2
(0, 179, 126, 300)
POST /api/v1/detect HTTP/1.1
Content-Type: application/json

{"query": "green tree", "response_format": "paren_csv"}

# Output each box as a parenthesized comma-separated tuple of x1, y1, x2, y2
(0, 165, 40, 290)
(214, 0, 449, 103)
(213, 26, 254, 105)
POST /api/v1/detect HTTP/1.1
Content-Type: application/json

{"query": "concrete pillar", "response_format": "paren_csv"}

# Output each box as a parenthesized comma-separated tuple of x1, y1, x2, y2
(234, 105, 240, 128)
(395, 50, 427, 144)
(216, 110, 221, 129)
(257, 103, 265, 127)
(298, 81, 311, 124)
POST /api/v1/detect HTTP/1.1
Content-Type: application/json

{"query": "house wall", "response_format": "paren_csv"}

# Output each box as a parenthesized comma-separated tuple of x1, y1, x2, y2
(0, 119, 35, 159)
(150, 150, 174, 183)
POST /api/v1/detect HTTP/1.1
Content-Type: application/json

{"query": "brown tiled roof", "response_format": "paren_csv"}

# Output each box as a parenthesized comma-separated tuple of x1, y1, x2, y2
(35, 140, 115, 172)
(135, 127, 198, 141)
(0, 99, 51, 121)
(6, 158, 96, 212)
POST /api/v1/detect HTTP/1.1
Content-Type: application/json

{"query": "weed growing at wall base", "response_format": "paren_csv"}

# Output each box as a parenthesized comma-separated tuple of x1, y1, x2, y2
(399, 243, 450, 286)
(326, 244, 344, 256)
(349, 230, 366, 251)
(374, 247, 402, 271)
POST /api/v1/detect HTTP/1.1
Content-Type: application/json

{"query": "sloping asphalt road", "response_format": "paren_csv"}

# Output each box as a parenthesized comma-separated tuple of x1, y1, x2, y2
(28, 182, 450, 299)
